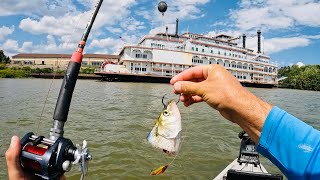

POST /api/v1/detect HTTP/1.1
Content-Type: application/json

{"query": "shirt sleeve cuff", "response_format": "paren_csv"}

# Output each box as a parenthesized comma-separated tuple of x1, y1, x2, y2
(257, 106, 286, 151)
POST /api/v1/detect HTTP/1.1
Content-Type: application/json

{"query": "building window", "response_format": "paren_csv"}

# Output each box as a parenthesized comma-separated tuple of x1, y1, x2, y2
(92, 62, 102, 66)
(202, 49, 204, 52)
(24, 61, 32, 65)
(196, 48, 198, 51)
(211, 50, 213, 53)
(143, 54, 147, 59)
(218, 51, 220, 55)
(192, 47, 194, 51)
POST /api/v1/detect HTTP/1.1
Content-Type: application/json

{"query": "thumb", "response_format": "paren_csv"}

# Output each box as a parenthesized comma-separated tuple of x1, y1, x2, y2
(6, 136, 24, 179)
(174, 81, 203, 96)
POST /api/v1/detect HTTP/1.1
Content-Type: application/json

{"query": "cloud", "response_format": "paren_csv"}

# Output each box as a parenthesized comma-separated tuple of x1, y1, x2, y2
(245, 35, 312, 54)
(230, 0, 320, 31)
(149, 24, 178, 35)
(0, 0, 77, 17)
(120, 18, 146, 32)
(0, 26, 15, 41)
(89, 34, 139, 54)
(0, 35, 78, 57)
(90, 38, 122, 49)
(14, 0, 137, 55)
(263, 37, 311, 54)
(139, 0, 210, 26)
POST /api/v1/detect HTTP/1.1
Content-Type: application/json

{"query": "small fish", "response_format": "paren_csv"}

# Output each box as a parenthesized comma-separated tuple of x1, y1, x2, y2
(147, 99, 182, 155)
(150, 165, 169, 175)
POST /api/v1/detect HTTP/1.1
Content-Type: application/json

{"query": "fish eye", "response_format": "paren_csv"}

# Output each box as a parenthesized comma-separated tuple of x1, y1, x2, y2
(163, 110, 169, 116)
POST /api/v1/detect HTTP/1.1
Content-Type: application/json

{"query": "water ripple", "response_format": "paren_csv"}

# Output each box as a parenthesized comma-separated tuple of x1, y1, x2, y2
(0, 79, 319, 179)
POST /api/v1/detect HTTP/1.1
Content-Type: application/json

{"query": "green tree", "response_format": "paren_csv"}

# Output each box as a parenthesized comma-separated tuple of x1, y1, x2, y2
(0, 50, 11, 64)
(278, 65, 320, 91)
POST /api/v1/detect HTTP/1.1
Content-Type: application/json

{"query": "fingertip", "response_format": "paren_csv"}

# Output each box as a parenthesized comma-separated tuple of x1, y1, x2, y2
(10, 136, 20, 148)
(170, 76, 177, 85)
(173, 82, 181, 93)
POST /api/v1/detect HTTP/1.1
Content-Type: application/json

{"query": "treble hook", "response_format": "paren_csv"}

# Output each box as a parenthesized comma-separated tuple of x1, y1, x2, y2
(162, 94, 181, 108)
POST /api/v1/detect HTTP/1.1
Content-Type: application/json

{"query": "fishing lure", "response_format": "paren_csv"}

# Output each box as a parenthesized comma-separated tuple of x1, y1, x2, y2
(150, 165, 169, 175)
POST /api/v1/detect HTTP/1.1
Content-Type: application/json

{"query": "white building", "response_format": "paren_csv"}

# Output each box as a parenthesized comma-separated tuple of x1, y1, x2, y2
(11, 53, 119, 69)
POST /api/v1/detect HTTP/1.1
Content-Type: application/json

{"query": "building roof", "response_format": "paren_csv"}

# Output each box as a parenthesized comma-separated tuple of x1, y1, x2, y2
(12, 53, 119, 59)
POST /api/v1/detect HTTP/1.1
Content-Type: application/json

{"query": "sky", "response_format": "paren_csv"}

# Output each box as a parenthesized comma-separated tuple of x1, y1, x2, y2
(0, 0, 319, 66)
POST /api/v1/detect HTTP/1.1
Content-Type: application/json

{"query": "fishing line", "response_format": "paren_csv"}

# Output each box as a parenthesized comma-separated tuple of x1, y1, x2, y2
(35, 1, 89, 135)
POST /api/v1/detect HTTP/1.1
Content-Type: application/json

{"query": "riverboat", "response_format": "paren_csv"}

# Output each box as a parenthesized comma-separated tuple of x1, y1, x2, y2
(96, 19, 278, 87)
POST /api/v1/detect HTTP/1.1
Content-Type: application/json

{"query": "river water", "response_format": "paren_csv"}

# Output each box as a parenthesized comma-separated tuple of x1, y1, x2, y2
(0, 79, 319, 179)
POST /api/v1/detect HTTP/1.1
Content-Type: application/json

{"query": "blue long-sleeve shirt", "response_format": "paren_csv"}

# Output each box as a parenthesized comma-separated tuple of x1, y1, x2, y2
(257, 106, 320, 179)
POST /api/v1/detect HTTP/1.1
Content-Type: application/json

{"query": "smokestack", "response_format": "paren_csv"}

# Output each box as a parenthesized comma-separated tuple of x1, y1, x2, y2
(175, 18, 179, 37)
(257, 30, 261, 53)
(242, 34, 246, 49)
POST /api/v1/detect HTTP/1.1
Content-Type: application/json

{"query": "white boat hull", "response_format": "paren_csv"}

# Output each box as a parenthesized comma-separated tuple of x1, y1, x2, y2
(213, 158, 268, 180)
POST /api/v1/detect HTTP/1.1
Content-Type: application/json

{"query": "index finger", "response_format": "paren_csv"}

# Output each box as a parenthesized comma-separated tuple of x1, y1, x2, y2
(170, 65, 210, 85)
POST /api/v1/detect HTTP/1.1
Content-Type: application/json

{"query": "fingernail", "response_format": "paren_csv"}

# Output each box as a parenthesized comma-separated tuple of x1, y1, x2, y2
(10, 136, 17, 148)
(10, 137, 15, 148)
(174, 82, 181, 92)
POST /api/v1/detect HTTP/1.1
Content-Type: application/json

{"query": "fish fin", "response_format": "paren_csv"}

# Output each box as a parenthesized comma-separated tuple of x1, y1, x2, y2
(150, 165, 169, 175)
(174, 130, 182, 152)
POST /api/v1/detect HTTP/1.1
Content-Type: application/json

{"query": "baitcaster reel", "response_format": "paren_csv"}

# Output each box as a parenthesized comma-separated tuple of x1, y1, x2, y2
(20, 133, 91, 180)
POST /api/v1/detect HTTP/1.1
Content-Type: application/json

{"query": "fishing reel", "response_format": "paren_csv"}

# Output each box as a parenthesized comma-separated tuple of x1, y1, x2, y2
(237, 131, 260, 166)
(20, 132, 91, 180)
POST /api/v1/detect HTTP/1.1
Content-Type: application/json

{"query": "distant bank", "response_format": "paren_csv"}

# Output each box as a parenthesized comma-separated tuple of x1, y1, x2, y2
(1, 64, 319, 91)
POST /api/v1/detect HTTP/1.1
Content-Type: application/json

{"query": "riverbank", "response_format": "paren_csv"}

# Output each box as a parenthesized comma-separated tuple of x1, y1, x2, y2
(0, 64, 96, 78)
(29, 73, 101, 80)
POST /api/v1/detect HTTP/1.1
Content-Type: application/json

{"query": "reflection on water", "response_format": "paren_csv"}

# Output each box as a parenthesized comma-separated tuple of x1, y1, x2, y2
(0, 79, 319, 179)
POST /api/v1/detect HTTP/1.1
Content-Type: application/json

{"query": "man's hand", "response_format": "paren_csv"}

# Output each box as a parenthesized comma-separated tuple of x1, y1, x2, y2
(170, 65, 272, 143)
(6, 136, 66, 180)
(6, 136, 31, 180)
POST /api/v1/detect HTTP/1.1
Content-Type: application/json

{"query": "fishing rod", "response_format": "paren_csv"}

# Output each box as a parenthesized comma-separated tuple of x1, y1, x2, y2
(19, 0, 103, 179)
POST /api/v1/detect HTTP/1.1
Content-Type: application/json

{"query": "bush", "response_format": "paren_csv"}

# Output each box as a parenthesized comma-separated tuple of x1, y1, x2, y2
(80, 67, 95, 74)
(278, 65, 320, 91)
(0, 69, 28, 78)
(0, 64, 7, 70)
